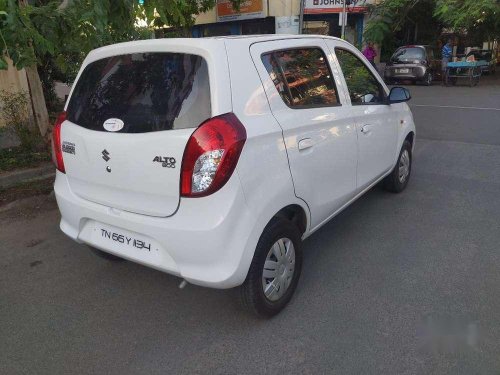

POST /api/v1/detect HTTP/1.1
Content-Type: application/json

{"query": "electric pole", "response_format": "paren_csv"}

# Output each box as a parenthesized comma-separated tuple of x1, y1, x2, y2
(341, 0, 347, 39)
(299, 0, 305, 34)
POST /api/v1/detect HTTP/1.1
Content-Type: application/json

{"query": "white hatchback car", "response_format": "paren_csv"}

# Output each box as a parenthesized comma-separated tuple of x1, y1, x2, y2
(53, 35, 415, 317)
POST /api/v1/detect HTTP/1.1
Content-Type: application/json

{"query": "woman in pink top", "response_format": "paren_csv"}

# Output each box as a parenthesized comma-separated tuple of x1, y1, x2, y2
(363, 42, 377, 69)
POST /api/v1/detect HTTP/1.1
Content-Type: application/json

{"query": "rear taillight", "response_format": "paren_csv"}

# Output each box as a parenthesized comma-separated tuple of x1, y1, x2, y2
(51, 111, 67, 173)
(181, 113, 246, 197)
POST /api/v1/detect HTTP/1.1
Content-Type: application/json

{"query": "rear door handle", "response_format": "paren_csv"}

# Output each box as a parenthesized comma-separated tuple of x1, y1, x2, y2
(298, 138, 315, 151)
(361, 125, 373, 134)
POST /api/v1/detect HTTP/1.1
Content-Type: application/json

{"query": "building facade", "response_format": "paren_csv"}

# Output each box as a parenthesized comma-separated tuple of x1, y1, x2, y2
(192, 0, 377, 49)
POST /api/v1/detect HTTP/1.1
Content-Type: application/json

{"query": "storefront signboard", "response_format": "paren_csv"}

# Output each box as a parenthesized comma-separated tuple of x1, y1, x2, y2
(216, 0, 265, 22)
(304, 0, 369, 14)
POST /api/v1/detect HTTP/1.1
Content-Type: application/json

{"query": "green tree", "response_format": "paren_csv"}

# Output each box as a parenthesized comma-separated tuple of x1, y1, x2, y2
(365, 0, 499, 56)
(434, 0, 499, 47)
(0, 0, 239, 138)
(0, 0, 231, 73)
(363, 0, 440, 60)
(363, 0, 422, 44)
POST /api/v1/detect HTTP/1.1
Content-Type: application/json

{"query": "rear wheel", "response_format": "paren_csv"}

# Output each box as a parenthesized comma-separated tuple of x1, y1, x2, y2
(89, 246, 125, 261)
(240, 217, 302, 318)
(383, 140, 412, 193)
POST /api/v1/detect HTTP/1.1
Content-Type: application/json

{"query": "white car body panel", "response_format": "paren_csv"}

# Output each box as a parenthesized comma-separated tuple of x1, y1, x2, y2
(324, 39, 400, 191)
(62, 39, 232, 217)
(249, 38, 358, 229)
(62, 122, 194, 217)
(54, 35, 416, 289)
(224, 38, 312, 235)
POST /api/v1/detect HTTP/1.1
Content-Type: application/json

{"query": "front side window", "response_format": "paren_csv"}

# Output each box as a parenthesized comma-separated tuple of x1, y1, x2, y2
(335, 48, 385, 105)
(261, 48, 340, 108)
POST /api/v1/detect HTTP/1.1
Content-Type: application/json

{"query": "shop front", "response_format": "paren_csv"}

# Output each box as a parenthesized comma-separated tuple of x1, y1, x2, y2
(191, 0, 371, 46)
(303, 0, 370, 48)
(192, 0, 275, 37)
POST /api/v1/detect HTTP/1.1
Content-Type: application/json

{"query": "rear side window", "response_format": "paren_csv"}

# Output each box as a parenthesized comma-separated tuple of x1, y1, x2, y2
(67, 53, 211, 133)
(261, 48, 340, 108)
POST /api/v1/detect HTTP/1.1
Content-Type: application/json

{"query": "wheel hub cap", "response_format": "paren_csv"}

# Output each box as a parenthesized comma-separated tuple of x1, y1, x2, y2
(262, 238, 295, 302)
(398, 149, 410, 183)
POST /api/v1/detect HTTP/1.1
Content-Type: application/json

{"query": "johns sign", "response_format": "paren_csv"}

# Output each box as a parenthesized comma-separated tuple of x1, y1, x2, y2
(304, 0, 369, 14)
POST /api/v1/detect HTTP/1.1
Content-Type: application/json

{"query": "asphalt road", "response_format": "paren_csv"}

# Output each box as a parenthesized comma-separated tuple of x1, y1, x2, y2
(1, 76, 500, 375)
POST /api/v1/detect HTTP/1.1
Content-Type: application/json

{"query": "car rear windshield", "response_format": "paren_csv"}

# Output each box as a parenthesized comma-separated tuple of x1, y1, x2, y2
(66, 53, 211, 133)
(391, 47, 425, 62)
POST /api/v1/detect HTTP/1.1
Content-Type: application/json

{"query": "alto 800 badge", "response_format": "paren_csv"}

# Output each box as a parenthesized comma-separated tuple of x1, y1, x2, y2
(153, 156, 176, 168)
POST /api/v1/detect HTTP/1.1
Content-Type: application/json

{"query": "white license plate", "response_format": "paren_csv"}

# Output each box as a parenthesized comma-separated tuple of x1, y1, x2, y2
(397, 68, 410, 74)
(93, 223, 157, 252)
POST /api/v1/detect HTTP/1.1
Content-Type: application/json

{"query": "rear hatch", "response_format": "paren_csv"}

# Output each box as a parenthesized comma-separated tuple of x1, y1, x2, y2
(62, 51, 212, 217)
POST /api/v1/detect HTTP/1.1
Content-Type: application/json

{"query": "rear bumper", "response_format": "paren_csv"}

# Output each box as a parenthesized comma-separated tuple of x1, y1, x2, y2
(54, 171, 257, 289)
(384, 66, 427, 80)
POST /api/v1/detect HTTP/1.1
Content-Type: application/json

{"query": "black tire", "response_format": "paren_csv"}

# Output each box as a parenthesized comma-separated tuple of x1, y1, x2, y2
(423, 72, 432, 86)
(383, 140, 412, 193)
(240, 217, 303, 318)
(88, 246, 125, 261)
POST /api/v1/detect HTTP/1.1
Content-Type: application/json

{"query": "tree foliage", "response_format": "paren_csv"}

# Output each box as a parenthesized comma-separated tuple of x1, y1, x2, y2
(434, 0, 500, 42)
(364, 0, 422, 44)
(365, 0, 500, 47)
(0, 0, 238, 75)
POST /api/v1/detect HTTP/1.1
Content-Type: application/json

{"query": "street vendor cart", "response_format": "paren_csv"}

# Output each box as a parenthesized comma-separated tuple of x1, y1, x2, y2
(445, 60, 488, 87)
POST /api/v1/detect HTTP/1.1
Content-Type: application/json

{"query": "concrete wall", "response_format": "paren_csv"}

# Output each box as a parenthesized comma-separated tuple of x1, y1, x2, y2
(0, 58, 31, 128)
(196, 7, 216, 24)
(269, 0, 299, 17)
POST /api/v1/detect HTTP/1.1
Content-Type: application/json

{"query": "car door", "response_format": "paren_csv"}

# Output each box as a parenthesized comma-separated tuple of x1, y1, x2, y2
(326, 41, 399, 191)
(250, 38, 358, 229)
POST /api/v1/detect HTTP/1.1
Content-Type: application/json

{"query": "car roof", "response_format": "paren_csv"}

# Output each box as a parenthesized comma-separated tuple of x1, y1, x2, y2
(210, 34, 343, 42)
(399, 45, 429, 49)
(89, 34, 348, 55)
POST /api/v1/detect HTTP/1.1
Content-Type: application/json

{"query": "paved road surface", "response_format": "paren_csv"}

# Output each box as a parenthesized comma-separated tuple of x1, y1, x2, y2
(1, 77, 500, 374)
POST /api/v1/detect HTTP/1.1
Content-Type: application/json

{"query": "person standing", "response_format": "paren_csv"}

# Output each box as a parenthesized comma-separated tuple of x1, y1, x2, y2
(363, 42, 377, 70)
(441, 39, 453, 85)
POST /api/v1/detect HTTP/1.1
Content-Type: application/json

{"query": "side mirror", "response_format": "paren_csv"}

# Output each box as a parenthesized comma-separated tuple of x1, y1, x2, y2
(388, 87, 411, 104)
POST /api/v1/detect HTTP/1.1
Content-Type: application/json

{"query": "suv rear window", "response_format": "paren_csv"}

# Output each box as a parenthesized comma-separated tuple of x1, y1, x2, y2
(66, 53, 211, 133)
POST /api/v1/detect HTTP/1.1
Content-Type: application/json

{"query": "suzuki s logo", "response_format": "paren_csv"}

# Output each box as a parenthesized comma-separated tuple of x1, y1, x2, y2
(102, 149, 110, 162)
(103, 118, 124, 132)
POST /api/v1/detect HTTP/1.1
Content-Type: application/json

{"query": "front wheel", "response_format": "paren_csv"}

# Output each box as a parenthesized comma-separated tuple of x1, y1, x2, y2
(383, 140, 412, 193)
(423, 72, 432, 86)
(240, 217, 303, 318)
